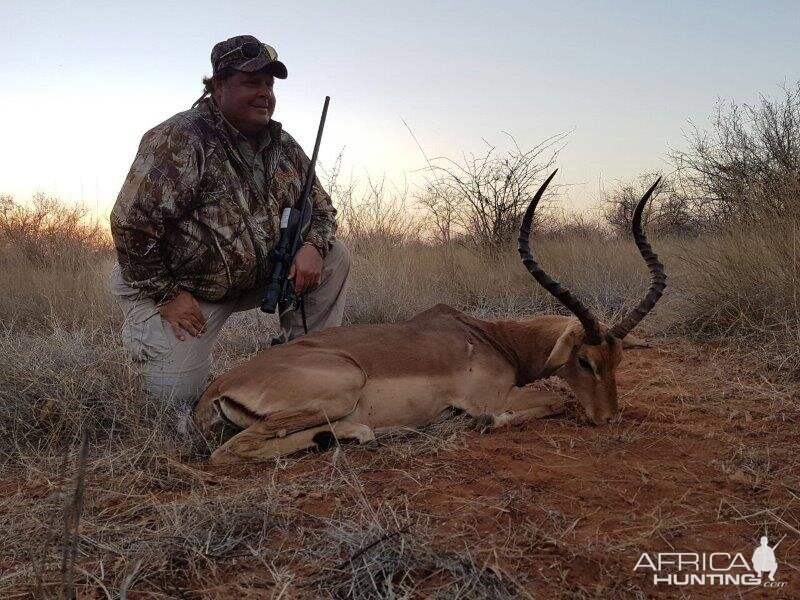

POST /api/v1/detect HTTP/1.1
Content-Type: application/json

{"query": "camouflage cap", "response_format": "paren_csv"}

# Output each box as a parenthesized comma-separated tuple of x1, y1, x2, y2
(211, 35, 288, 78)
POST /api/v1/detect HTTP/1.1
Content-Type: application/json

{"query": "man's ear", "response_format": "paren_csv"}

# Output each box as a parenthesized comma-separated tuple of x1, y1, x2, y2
(540, 327, 578, 378)
(621, 334, 651, 349)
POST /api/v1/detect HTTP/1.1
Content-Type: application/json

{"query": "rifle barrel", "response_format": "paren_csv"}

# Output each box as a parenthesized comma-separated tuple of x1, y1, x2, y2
(300, 96, 330, 202)
(260, 96, 330, 314)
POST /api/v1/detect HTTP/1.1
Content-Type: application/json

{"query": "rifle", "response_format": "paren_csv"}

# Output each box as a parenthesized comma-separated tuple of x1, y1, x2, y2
(260, 96, 330, 316)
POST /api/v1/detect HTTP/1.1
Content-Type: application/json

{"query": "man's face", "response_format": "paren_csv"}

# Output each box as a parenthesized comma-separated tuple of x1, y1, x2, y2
(214, 70, 276, 135)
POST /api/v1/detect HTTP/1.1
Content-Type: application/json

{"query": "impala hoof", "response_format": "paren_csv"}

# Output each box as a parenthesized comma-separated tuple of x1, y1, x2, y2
(209, 447, 243, 465)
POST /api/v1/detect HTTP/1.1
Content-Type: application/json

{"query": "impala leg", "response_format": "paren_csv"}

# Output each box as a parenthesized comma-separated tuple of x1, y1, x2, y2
(210, 420, 375, 465)
(484, 389, 566, 430)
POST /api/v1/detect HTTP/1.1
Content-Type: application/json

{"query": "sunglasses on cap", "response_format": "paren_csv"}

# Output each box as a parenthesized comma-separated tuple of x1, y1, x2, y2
(215, 42, 278, 69)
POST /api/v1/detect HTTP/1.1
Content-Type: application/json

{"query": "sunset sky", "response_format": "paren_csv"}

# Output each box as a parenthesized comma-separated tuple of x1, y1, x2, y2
(2, 1, 798, 218)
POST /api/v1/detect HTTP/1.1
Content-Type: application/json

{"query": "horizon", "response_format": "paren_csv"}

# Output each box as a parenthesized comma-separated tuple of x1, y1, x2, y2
(2, 1, 798, 218)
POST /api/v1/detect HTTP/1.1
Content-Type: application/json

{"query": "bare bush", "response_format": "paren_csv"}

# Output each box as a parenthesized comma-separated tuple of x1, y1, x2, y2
(0, 192, 109, 267)
(544, 207, 608, 239)
(322, 152, 420, 251)
(600, 171, 697, 237)
(417, 133, 565, 251)
(670, 82, 800, 223)
(0, 193, 114, 330)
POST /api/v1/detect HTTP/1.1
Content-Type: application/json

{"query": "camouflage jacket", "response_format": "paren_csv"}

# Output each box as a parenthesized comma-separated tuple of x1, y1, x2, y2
(111, 97, 337, 303)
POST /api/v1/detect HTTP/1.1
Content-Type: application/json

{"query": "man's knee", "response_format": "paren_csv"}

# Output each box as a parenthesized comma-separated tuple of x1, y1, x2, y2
(140, 361, 211, 408)
(118, 301, 215, 406)
(121, 314, 176, 364)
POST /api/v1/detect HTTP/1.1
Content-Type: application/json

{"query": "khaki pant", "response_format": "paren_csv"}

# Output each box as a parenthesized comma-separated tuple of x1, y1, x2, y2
(109, 240, 350, 407)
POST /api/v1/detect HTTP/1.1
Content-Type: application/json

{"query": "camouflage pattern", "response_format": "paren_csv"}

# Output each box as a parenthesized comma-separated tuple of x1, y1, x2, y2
(111, 97, 337, 304)
(211, 35, 287, 78)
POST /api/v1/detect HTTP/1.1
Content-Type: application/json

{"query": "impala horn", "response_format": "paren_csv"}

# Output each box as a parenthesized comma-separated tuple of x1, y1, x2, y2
(517, 170, 602, 345)
(609, 178, 667, 339)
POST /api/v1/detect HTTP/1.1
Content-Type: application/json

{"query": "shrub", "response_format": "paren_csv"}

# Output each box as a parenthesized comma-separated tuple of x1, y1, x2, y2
(670, 82, 800, 224)
(0, 193, 113, 330)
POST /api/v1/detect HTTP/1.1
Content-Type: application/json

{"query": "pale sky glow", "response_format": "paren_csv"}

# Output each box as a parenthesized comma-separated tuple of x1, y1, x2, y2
(2, 1, 798, 218)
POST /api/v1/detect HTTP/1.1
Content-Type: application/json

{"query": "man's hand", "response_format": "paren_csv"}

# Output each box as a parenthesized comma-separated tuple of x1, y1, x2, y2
(157, 290, 206, 341)
(289, 243, 323, 294)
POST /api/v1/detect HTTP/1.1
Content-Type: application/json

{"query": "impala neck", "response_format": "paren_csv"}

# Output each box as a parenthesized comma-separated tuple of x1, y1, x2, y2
(485, 315, 573, 384)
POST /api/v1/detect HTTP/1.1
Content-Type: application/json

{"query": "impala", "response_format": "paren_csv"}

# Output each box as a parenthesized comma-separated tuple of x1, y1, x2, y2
(193, 171, 666, 464)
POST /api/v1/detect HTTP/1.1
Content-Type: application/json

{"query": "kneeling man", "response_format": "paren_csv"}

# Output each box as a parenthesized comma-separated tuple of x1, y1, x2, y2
(109, 35, 349, 410)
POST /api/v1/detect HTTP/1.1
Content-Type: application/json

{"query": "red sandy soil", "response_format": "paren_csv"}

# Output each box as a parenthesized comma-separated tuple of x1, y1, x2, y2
(194, 339, 799, 598)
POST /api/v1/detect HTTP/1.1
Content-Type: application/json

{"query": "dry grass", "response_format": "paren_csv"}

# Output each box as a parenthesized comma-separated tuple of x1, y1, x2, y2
(0, 194, 798, 597)
(0, 194, 113, 331)
(345, 236, 672, 327)
(671, 215, 800, 381)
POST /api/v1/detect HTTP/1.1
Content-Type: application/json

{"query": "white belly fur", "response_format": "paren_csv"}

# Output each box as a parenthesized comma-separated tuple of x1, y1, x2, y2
(349, 368, 515, 429)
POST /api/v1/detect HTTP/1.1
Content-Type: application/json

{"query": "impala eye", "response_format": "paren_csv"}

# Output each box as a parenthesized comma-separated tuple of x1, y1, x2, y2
(578, 357, 593, 372)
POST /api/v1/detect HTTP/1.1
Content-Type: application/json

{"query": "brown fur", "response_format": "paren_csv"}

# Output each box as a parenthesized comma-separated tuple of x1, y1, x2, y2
(193, 304, 643, 464)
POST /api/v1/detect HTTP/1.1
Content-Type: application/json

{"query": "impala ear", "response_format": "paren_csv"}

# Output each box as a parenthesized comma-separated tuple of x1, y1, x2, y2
(621, 334, 651, 349)
(540, 327, 578, 378)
